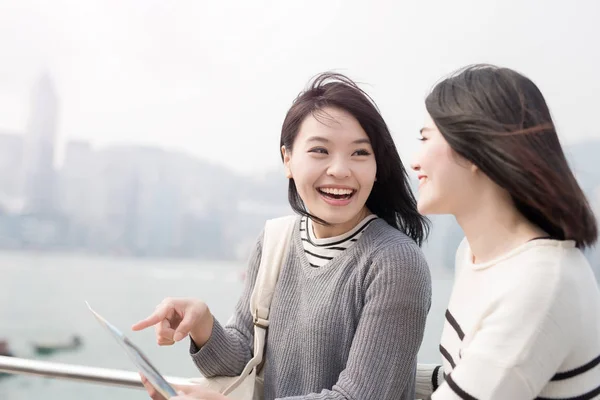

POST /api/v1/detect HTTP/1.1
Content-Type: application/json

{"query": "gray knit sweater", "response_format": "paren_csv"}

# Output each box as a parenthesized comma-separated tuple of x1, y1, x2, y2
(190, 217, 431, 400)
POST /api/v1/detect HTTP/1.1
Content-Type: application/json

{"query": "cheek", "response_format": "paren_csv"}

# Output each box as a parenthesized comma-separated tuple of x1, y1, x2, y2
(290, 157, 319, 190)
(423, 142, 449, 171)
(421, 146, 461, 196)
(361, 161, 377, 190)
(431, 153, 474, 205)
(435, 151, 456, 180)
(421, 141, 464, 188)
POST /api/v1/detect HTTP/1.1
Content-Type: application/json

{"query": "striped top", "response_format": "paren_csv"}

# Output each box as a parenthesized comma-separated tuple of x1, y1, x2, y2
(299, 214, 378, 267)
(416, 238, 600, 400)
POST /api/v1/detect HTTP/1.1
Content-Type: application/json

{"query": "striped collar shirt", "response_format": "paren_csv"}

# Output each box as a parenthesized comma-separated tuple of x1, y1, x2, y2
(299, 214, 378, 268)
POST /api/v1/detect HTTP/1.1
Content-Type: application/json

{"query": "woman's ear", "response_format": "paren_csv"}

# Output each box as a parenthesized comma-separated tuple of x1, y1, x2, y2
(281, 146, 292, 179)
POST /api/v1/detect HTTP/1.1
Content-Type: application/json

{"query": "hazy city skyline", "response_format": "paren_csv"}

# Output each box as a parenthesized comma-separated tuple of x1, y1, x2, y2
(0, 69, 597, 270)
(1, 0, 599, 176)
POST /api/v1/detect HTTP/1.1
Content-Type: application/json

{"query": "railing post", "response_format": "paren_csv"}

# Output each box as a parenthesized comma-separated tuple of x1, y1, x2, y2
(0, 355, 192, 389)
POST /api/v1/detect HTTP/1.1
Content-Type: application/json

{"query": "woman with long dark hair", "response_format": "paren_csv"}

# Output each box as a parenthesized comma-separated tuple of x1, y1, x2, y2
(135, 72, 432, 400)
(413, 64, 600, 399)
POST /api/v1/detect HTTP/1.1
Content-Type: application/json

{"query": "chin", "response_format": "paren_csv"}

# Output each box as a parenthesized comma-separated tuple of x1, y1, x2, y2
(312, 209, 359, 225)
(313, 214, 346, 225)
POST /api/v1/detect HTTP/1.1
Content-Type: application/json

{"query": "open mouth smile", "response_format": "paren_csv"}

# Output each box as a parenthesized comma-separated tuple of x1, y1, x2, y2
(317, 187, 356, 205)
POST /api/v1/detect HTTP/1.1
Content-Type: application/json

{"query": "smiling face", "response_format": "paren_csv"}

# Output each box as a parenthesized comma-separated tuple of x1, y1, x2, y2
(411, 112, 477, 216)
(282, 107, 377, 237)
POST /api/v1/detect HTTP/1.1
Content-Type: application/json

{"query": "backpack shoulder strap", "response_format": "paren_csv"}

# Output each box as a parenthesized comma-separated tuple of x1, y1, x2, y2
(250, 215, 297, 327)
(223, 215, 297, 395)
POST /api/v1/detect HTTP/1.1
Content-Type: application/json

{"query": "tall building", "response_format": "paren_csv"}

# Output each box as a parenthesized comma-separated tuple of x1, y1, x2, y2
(0, 131, 24, 211)
(21, 73, 59, 215)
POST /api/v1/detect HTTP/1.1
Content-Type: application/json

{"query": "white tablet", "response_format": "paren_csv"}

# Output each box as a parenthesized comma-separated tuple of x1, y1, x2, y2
(86, 301, 178, 399)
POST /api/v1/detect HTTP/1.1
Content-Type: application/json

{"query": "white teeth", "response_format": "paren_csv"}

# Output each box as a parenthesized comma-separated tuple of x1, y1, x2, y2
(320, 188, 353, 195)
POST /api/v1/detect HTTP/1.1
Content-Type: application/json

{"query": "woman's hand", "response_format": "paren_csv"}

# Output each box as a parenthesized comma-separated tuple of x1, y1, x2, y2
(140, 375, 230, 400)
(132, 297, 214, 347)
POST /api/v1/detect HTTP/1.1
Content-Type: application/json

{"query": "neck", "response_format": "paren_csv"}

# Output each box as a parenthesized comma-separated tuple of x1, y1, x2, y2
(455, 191, 546, 263)
(312, 208, 371, 239)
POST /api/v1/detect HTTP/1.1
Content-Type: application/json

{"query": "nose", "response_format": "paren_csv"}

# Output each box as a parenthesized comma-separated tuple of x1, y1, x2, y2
(410, 161, 420, 172)
(326, 157, 351, 179)
(410, 149, 422, 172)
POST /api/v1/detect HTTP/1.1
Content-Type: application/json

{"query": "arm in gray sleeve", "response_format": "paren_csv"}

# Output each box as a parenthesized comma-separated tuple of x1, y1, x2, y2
(189, 232, 263, 377)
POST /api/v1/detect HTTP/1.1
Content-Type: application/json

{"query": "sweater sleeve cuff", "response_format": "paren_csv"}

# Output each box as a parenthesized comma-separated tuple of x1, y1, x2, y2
(189, 318, 237, 377)
(416, 364, 444, 399)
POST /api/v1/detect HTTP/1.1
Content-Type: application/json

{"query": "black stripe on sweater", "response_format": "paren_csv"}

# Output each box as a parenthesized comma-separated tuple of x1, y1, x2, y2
(439, 344, 456, 368)
(304, 250, 333, 260)
(445, 374, 478, 400)
(301, 239, 349, 252)
(432, 365, 441, 391)
(304, 217, 376, 247)
(537, 383, 600, 400)
(551, 353, 600, 381)
(445, 309, 465, 340)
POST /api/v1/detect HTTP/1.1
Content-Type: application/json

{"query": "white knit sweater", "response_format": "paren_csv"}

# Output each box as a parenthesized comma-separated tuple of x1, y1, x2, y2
(416, 238, 600, 399)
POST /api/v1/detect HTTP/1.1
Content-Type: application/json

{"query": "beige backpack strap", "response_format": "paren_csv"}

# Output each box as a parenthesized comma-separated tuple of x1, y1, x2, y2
(249, 215, 297, 327)
(223, 215, 296, 395)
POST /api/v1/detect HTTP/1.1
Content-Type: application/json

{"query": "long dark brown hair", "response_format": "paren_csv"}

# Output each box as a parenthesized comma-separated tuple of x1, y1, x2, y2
(426, 64, 597, 248)
(280, 72, 429, 246)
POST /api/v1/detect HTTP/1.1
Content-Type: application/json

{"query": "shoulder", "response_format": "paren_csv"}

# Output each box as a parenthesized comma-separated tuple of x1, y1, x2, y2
(359, 219, 431, 282)
(361, 218, 423, 250)
(355, 220, 431, 308)
(507, 240, 587, 286)
(499, 241, 592, 317)
(474, 242, 595, 359)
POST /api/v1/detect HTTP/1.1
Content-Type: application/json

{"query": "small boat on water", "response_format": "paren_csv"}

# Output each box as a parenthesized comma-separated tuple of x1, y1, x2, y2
(32, 335, 82, 356)
(0, 339, 15, 379)
(0, 339, 13, 357)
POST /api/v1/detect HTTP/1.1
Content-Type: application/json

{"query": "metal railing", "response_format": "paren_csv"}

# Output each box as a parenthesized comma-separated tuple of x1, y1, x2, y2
(0, 355, 192, 390)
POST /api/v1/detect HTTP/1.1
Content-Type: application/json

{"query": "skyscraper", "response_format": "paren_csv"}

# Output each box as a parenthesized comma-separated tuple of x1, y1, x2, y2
(0, 131, 24, 210)
(21, 72, 59, 215)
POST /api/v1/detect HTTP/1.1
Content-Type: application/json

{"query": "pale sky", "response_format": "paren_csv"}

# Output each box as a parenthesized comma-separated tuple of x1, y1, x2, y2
(0, 0, 599, 175)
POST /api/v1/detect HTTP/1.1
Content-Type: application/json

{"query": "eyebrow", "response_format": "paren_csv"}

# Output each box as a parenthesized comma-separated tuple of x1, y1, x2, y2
(306, 136, 371, 145)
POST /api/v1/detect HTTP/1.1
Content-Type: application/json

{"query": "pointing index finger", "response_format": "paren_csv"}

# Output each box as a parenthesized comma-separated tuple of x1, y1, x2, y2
(131, 310, 165, 331)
